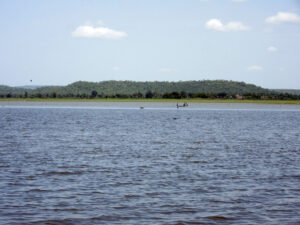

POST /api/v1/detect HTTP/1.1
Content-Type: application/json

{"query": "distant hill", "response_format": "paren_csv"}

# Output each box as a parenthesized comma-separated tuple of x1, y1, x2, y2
(0, 85, 27, 95)
(37, 80, 271, 95)
(273, 89, 300, 95)
(15, 85, 45, 89)
(0, 80, 272, 96)
(59, 80, 270, 95)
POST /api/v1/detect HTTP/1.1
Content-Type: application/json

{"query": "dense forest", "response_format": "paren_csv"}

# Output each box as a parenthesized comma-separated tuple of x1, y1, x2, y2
(1, 80, 299, 100)
(272, 89, 300, 95)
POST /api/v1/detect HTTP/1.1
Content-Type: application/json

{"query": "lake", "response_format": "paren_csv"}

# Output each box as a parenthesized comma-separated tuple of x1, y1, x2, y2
(0, 102, 300, 224)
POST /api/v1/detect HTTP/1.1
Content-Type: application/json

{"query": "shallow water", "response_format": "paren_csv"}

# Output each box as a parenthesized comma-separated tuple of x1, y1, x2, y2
(1, 100, 300, 111)
(0, 102, 300, 224)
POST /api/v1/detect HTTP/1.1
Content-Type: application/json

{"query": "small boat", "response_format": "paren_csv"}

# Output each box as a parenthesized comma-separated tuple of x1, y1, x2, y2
(176, 102, 188, 108)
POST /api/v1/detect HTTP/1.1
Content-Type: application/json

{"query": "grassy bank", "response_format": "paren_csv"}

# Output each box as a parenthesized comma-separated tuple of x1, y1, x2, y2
(1, 98, 300, 104)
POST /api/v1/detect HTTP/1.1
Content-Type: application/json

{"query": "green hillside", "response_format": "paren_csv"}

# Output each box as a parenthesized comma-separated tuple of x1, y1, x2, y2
(273, 89, 300, 95)
(3, 80, 297, 99)
(30, 80, 270, 96)
(0, 85, 27, 95)
(61, 80, 270, 95)
(1, 80, 300, 100)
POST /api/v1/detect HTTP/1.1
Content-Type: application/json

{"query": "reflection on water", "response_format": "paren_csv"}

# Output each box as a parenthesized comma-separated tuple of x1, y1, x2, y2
(0, 103, 300, 224)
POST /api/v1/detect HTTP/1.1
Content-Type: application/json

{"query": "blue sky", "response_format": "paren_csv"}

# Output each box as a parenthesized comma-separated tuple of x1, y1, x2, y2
(0, 0, 300, 88)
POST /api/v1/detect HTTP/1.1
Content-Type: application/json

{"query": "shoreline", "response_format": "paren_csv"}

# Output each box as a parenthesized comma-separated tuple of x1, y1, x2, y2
(0, 98, 300, 105)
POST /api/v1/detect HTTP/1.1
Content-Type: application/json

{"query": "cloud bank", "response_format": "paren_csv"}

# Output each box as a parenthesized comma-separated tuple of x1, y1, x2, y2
(265, 12, 300, 24)
(205, 19, 250, 31)
(72, 25, 127, 39)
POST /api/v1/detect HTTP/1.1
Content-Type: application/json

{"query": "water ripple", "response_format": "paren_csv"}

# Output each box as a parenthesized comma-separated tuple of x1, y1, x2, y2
(0, 106, 300, 224)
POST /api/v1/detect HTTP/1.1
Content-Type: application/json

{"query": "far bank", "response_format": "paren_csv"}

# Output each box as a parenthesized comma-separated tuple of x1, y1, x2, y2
(1, 98, 300, 105)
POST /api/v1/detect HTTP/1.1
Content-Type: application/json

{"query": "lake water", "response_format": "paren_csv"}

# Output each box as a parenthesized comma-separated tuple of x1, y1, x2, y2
(1, 102, 300, 224)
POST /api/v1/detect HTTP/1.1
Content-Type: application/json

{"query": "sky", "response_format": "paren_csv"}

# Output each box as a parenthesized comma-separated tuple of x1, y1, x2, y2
(0, 0, 300, 89)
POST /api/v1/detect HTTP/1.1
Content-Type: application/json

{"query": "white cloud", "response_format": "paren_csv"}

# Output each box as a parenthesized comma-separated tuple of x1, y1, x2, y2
(267, 46, 278, 52)
(205, 19, 250, 31)
(72, 25, 127, 39)
(247, 65, 263, 71)
(113, 66, 120, 71)
(160, 68, 176, 73)
(265, 12, 300, 24)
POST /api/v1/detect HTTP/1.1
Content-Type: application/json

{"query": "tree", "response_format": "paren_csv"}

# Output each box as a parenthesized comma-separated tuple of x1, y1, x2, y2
(36, 93, 42, 98)
(217, 92, 227, 98)
(180, 91, 188, 98)
(171, 91, 181, 99)
(51, 92, 57, 98)
(145, 90, 153, 98)
(91, 90, 98, 98)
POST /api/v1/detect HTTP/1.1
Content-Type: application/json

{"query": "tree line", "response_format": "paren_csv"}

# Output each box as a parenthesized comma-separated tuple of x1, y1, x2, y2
(1, 80, 300, 100)
(1, 90, 300, 100)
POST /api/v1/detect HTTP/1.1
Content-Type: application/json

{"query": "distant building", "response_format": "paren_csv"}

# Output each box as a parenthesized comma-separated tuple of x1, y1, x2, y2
(235, 94, 244, 100)
(260, 95, 269, 100)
